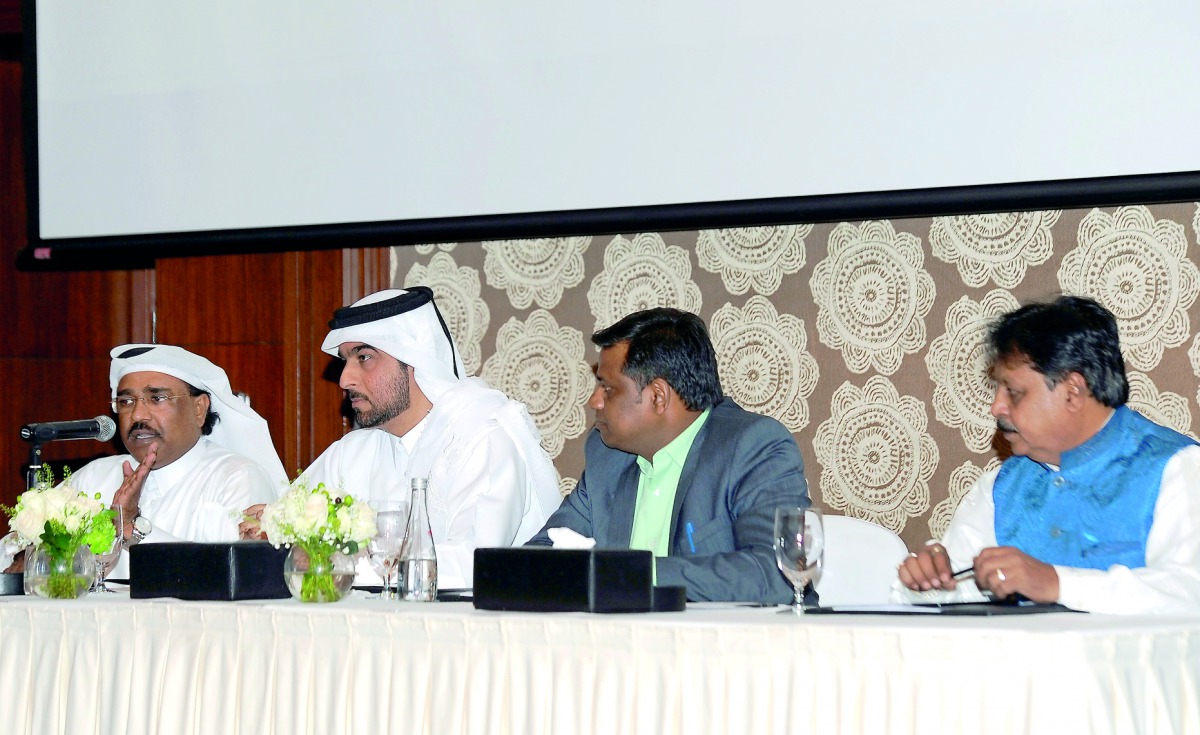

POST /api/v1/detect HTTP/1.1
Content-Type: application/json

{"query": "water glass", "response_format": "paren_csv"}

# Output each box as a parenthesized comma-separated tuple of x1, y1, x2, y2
(773, 507, 824, 614)
(367, 500, 408, 599)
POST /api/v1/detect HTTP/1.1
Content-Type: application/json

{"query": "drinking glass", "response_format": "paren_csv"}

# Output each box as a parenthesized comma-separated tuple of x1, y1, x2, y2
(774, 507, 824, 614)
(91, 506, 124, 594)
(367, 500, 408, 600)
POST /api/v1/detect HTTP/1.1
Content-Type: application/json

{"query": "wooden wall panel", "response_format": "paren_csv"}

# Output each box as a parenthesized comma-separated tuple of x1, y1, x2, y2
(155, 252, 291, 475)
(178, 342, 286, 457)
(0, 0, 19, 36)
(3, 269, 151, 359)
(156, 253, 285, 345)
(343, 247, 392, 300)
(283, 249, 352, 474)
(0, 45, 145, 509)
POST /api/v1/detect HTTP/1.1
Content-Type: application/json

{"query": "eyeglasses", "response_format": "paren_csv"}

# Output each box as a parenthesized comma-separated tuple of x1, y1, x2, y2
(110, 394, 190, 414)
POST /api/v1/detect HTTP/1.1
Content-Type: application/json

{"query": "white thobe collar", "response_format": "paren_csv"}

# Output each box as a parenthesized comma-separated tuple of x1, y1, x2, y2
(398, 415, 427, 455)
(141, 437, 209, 504)
(367, 417, 427, 506)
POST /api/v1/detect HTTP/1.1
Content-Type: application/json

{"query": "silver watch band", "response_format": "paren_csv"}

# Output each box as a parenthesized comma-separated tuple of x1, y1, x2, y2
(131, 515, 151, 542)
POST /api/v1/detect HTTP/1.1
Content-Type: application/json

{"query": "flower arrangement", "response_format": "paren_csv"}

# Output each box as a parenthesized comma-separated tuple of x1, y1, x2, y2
(2, 465, 116, 598)
(260, 478, 375, 603)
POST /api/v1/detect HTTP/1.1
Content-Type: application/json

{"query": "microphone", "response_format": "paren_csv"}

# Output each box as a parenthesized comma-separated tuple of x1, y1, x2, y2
(20, 416, 117, 443)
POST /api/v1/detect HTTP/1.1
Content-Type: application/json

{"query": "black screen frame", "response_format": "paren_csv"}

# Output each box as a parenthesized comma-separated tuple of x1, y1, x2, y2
(18, 1, 1200, 272)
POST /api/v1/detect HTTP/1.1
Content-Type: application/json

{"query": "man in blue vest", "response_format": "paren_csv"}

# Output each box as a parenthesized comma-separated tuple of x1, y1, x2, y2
(899, 295, 1200, 613)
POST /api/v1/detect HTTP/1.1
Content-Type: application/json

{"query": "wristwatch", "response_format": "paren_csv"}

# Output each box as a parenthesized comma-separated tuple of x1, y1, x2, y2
(131, 515, 152, 543)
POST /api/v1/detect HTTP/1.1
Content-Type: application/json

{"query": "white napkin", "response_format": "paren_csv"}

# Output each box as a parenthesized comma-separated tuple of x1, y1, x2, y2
(547, 527, 596, 549)
(888, 576, 992, 604)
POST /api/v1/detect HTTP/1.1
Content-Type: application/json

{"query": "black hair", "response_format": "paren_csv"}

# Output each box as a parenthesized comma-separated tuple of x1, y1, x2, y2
(592, 308, 722, 411)
(988, 295, 1128, 407)
(185, 383, 221, 435)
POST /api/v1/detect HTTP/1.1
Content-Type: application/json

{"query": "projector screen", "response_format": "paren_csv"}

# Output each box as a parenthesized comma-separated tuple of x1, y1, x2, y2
(22, 1, 1200, 264)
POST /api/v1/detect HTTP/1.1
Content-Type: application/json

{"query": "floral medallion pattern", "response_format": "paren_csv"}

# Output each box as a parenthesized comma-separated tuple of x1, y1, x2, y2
(480, 310, 593, 457)
(1058, 206, 1199, 371)
(925, 291, 1021, 453)
(587, 233, 702, 331)
(387, 202, 1200, 550)
(813, 376, 938, 533)
(403, 252, 489, 375)
(414, 242, 458, 255)
(1189, 334, 1200, 411)
(709, 296, 818, 432)
(695, 225, 812, 296)
(929, 211, 1059, 288)
(558, 476, 578, 499)
(810, 221, 935, 375)
(1126, 371, 1193, 438)
(929, 459, 1000, 540)
(482, 237, 591, 310)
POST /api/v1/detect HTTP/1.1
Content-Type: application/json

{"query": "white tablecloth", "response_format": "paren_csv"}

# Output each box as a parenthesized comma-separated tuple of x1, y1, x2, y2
(1, 593, 1198, 735)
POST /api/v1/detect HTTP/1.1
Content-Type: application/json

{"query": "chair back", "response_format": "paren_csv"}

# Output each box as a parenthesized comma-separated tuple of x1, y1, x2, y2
(814, 515, 909, 606)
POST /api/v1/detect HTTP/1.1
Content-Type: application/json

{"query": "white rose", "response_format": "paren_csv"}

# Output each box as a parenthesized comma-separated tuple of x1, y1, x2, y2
(74, 492, 103, 517)
(11, 490, 50, 542)
(11, 508, 46, 544)
(19, 489, 47, 517)
(333, 504, 369, 545)
(62, 512, 83, 534)
(294, 493, 330, 537)
(40, 486, 71, 525)
(260, 496, 293, 545)
(348, 505, 378, 545)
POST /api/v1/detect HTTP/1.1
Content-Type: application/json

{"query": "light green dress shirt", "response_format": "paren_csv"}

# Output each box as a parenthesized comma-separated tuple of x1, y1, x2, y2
(628, 409, 711, 557)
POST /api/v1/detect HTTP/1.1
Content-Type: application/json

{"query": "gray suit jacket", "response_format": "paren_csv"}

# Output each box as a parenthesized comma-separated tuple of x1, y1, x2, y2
(528, 398, 809, 604)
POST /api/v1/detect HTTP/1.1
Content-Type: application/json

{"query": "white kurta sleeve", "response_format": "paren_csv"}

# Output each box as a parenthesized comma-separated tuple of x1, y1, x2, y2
(938, 467, 1001, 573)
(1054, 445, 1200, 614)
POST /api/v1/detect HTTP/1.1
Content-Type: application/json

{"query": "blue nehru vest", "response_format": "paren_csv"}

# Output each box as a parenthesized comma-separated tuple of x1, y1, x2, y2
(994, 405, 1196, 569)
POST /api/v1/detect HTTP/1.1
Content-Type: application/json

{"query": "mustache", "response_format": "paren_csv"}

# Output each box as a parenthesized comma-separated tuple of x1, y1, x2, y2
(346, 390, 370, 403)
(126, 421, 160, 438)
(996, 419, 1017, 433)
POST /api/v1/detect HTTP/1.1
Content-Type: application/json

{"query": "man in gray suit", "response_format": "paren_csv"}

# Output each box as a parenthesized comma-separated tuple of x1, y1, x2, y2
(528, 307, 810, 603)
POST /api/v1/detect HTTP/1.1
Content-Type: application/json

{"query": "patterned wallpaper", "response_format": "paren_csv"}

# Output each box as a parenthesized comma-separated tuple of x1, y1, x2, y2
(389, 202, 1200, 549)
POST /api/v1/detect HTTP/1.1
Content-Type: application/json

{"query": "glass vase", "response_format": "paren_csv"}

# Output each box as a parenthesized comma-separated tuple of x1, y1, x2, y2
(24, 544, 96, 599)
(284, 544, 355, 603)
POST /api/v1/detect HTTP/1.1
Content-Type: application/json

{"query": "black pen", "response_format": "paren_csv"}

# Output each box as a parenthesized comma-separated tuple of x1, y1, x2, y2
(951, 567, 975, 580)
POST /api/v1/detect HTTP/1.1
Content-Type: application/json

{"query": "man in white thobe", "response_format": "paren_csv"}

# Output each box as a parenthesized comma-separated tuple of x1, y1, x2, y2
(28, 345, 287, 576)
(242, 286, 561, 589)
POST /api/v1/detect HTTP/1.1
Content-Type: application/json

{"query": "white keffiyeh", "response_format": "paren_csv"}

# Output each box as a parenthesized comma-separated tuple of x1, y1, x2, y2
(109, 344, 288, 487)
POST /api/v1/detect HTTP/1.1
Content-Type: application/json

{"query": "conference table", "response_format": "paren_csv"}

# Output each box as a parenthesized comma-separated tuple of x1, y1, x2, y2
(1, 591, 1197, 735)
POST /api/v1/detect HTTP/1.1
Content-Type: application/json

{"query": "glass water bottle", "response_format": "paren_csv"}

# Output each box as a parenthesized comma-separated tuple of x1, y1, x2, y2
(399, 476, 438, 601)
